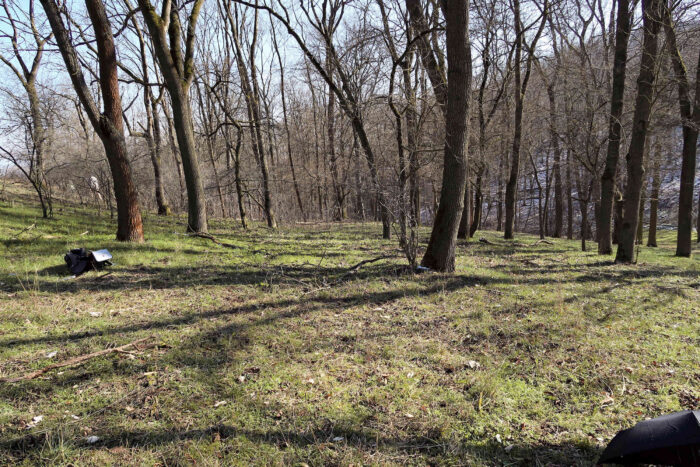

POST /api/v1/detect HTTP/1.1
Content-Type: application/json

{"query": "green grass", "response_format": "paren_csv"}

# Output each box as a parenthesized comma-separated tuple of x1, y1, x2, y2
(0, 181, 698, 466)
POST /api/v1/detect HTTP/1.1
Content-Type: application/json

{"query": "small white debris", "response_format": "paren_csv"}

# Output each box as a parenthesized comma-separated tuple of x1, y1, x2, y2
(505, 444, 514, 452)
(86, 436, 100, 444)
(405, 413, 414, 418)
(305, 378, 315, 384)
(26, 415, 44, 428)
(495, 434, 502, 444)
(407, 372, 415, 378)
(467, 360, 481, 369)
(89, 312, 102, 317)
(332, 436, 344, 442)
(45, 351, 58, 358)
(373, 307, 384, 312)
(238, 375, 246, 383)
(71, 415, 80, 420)
(213, 401, 227, 408)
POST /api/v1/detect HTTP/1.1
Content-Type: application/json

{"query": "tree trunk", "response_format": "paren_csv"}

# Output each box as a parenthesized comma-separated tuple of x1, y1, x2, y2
(566, 150, 574, 240)
(599, 0, 632, 254)
(615, 0, 663, 263)
(470, 171, 483, 237)
(271, 23, 305, 221)
(41, 0, 144, 242)
(663, 8, 700, 257)
(137, 0, 208, 233)
(420, 0, 471, 272)
(547, 84, 563, 237)
(504, 0, 547, 239)
(647, 150, 660, 247)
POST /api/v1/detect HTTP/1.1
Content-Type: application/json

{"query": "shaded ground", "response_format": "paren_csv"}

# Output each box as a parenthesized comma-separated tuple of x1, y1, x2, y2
(0, 185, 698, 465)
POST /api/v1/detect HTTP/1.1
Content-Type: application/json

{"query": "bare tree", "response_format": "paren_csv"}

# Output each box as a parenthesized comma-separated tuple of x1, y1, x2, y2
(0, 0, 52, 217)
(615, 0, 664, 263)
(40, 0, 144, 242)
(410, 0, 473, 272)
(662, 2, 700, 258)
(503, 0, 548, 239)
(137, 0, 208, 233)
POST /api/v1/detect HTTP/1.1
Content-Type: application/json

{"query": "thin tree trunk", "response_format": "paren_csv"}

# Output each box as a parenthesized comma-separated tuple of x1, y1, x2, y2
(271, 22, 305, 221)
(547, 84, 563, 237)
(647, 145, 661, 247)
(599, 0, 632, 254)
(504, 0, 547, 239)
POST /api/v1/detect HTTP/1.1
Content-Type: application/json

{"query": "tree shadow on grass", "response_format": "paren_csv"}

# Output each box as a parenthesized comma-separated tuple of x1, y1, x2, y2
(2, 420, 603, 465)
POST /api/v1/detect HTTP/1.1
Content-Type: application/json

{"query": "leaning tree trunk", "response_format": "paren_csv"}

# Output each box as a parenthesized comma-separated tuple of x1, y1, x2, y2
(599, 0, 632, 254)
(615, 0, 663, 263)
(420, 0, 472, 272)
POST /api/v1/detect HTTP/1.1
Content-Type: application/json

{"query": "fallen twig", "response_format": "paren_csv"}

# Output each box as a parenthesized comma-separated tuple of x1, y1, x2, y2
(0, 337, 155, 383)
(187, 232, 238, 249)
(346, 254, 397, 273)
(533, 239, 554, 245)
(12, 223, 35, 239)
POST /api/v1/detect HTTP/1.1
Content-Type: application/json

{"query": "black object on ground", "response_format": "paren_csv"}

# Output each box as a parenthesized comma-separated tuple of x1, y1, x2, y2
(598, 410, 700, 466)
(64, 248, 113, 276)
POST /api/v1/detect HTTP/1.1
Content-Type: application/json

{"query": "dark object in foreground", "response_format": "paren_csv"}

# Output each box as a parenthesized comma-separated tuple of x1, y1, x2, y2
(64, 248, 113, 276)
(599, 410, 700, 466)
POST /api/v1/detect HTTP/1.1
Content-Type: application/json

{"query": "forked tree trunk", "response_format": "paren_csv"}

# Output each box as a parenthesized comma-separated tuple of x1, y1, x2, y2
(40, 0, 144, 242)
(138, 0, 208, 233)
(615, 0, 663, 263)
(419, 0, 472, 272)
(599, 0, 632, 254)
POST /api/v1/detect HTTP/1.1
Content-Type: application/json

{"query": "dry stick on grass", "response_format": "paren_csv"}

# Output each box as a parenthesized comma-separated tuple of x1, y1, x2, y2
(187, 232, 238, 249)
(12, 223, 36, 239)
(533, 239, 554, 245)
(346, 254, 398, 273)
(0, 337, 155, 383)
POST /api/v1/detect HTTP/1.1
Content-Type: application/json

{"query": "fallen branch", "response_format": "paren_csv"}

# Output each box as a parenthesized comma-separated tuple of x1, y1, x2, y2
(187, 232, 238, 249)
(12, 223, 36, 239)
(346, 254, 397, 273)
(0, 337, 155, 383)
(533, 239, 554, 245)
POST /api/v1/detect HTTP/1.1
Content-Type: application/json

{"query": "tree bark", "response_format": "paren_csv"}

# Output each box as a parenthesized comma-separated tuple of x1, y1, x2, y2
(615, 0, 663, 263)
(647, 146, 661, 247)
(599, 0, 632, 254)
(40, 0, 144, 242)
(662, 6, 700, 257)
(504, 0, 547, 239)
(138, 0, 208, 233)
(419, 0, 472, 272)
